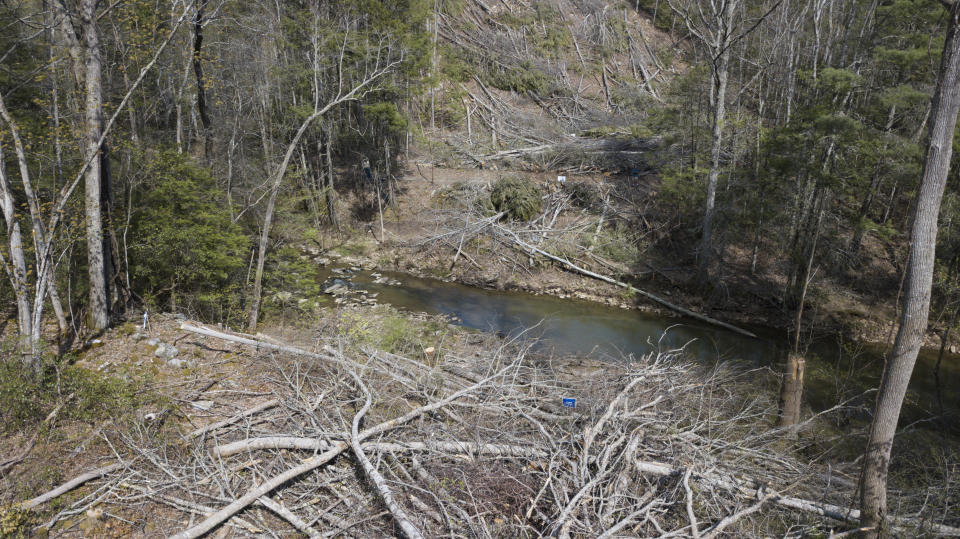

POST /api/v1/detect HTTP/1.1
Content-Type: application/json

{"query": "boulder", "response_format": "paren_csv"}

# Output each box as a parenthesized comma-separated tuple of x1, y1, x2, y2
(166, 358, 194, 369)
(154, 342, 179, 360)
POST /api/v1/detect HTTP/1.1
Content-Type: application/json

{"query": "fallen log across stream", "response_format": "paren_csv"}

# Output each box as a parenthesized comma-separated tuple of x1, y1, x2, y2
(493, 224, 758, 338)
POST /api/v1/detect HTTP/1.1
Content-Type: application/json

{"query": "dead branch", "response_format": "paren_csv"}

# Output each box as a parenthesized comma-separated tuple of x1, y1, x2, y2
(20, 462, 123, 510)
(629, 459, 960, 537)
(60, 318, 955, 537)
(188, 398, 279, 439)
(169, 355, 518, 538)
(348, 370, 425, 539)
(257, 489, 322, 537)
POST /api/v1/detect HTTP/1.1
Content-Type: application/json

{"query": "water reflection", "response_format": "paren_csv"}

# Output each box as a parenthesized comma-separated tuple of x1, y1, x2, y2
(355, 271, 780, 363)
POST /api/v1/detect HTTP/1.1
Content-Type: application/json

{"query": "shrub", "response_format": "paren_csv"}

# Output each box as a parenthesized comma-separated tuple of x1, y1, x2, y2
(0, 504, 35, 538)
(490, 177, 543, 221)
(128, 150, 249, 324)
(484, 61, 553, 95)
(262, 246, 322, 317)
(0, 346, 149, 433)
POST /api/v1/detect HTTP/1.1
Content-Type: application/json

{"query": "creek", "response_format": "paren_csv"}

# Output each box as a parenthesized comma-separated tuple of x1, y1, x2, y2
(321, 268, 959, 434)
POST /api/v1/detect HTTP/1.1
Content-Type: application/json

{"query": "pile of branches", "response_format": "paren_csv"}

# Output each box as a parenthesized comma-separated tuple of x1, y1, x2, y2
(418, 184, 652, 293)
(15, 322, 960, 537)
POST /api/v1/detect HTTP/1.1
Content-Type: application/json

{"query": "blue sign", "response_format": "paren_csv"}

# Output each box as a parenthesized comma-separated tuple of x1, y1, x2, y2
(562, 398, 577, 408)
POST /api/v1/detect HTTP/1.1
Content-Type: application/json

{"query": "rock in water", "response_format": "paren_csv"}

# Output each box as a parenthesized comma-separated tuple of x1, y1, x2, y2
(324, 283, 346, 294)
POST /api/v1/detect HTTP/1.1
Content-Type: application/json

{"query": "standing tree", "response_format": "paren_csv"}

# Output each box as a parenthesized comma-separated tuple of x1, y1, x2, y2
(55, 0, 111, 330)
(668, 0, 781, 286)
(859, 1, 960, 535)
(245, 19, 401, 331)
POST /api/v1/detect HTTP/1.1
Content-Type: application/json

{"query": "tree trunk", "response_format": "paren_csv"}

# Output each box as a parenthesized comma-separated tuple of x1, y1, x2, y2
(0, 147, 35, 370)
(102, 145, 126, 314)
(934, 303, 958, 418)
(324, 128, 339, 231)
(248, 111, 323, 331)
(860, 3, 960, 536)
(0, 95, 68, 337)
(193, 0, 212, 157)
(779, 191, 824, 428)
(78, 0, 109, 331)
(696, 1, 736, 287)
(850, 166, 883, 256)
(778, 353, 805, 427)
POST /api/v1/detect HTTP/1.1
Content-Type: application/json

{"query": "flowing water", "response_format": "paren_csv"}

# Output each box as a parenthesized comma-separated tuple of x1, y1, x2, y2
(321, 268, 960, 433)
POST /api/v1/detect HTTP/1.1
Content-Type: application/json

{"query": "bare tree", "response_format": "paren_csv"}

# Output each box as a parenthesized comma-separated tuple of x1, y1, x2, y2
(246, 29, 401, 330)
(0, 1, 190, 367)
(860, 1, 960, 536)
(668, 0, 781, 286)
(55, 0, 110, 330)
(0, 140, 34, 367)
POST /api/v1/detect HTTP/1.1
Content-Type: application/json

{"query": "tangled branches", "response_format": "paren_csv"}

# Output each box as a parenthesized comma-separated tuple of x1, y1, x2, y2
(16, 322, 960, 537)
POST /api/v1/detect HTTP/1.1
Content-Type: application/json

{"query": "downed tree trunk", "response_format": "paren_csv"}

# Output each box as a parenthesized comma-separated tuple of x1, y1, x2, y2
(214, 437, 549, 459)
(494, 225, 758, 338)
(631, 460, 960, 537)
(180, 323, 354, 368)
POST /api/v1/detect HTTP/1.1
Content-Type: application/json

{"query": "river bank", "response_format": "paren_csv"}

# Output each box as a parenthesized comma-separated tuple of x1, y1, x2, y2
(305, 164, 950, 353)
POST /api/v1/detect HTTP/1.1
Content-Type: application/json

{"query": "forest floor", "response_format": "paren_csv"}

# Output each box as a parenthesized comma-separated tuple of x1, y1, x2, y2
(5, 307, 953, 538)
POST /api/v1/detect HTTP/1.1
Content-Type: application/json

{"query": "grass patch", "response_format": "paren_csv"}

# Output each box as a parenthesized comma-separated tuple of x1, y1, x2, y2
(334, 239, 374, 258)
(339, 308, 452, 360)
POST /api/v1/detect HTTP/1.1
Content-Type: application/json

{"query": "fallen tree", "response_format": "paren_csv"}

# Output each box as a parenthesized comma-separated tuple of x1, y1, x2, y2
(493, 223, 759, 338)
(17, 321, 958, 537)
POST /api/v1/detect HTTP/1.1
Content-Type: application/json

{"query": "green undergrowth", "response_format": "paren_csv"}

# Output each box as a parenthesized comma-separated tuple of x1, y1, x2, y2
(0, 504, 35, 538)
(338, 306, 456, 364)
(490, 177, 543, 221)
(0, 343, 158, 434)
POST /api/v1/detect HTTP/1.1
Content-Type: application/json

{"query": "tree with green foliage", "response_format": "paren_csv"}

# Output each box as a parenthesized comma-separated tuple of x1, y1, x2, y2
(129, 151, 249, 323)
